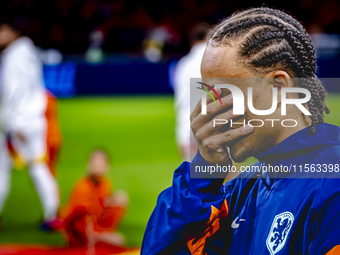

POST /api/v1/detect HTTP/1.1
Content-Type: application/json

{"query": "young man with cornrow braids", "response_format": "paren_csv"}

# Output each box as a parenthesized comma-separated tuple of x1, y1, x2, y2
(142, 7, 340, 255)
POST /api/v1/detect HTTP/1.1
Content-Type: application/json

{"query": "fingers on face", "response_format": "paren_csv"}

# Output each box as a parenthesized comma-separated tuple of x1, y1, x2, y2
(191, 93, 234, 129)
(203, 93, 233, 118)
(207, 107, 245, 133)
(192, 97, 244, 136)
(190, 87, 224, 122)
(200, 125, 254, 152)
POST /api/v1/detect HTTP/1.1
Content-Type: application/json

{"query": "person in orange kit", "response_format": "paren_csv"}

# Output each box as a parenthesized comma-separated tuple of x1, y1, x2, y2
(62, 150, 128, 248)
(45, 90, 62, 177)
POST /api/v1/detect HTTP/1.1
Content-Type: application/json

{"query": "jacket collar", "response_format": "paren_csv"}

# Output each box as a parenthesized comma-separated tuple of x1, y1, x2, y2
(257, 123, 340, 167)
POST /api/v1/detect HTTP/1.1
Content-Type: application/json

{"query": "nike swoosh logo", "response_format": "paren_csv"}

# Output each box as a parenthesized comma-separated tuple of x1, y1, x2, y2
(231, 217, 246, 229)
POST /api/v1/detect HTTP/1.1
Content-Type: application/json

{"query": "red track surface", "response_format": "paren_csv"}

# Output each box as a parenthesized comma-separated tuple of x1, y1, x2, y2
(0, 244, 140, 255)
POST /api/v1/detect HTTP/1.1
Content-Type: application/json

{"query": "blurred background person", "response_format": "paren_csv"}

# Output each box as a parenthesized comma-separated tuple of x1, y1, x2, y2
(62, 150, 128, 250)
(45, 90, 62, 177)
(0, 16, 60, 230)
(173, 23, 209, 161)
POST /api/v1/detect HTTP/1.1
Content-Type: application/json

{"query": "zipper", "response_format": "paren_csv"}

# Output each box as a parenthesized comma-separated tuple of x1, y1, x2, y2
(257, 162, 271, 190)
(249, 162, 277, 255)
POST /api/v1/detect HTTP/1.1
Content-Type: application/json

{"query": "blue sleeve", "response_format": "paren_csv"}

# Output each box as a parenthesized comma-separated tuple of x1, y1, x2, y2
(141, 153, 230, 255)
(309, 179, 340, 255)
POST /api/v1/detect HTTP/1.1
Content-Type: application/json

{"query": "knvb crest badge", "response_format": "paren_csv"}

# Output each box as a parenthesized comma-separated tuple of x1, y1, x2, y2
(266, 211, 294, 255)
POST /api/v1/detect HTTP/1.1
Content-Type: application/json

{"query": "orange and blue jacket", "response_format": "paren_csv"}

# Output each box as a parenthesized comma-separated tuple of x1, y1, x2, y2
(142, 123, 340, 255)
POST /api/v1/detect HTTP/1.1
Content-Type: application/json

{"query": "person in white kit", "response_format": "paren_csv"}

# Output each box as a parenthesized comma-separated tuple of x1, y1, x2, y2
(0, 20, 60, 230)
(173, 23, 208, 161)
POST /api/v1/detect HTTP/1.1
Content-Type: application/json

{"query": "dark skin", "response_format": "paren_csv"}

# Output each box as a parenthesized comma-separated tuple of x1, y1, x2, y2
(191, 44, 312, 165)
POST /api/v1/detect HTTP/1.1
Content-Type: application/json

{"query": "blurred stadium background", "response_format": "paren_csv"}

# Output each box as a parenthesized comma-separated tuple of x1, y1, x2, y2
(0, 0, 340, 251)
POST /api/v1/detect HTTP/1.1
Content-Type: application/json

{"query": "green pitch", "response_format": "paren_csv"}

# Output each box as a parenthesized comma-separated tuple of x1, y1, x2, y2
(0, 96, 181, 247)
(0, 94, 339, 247)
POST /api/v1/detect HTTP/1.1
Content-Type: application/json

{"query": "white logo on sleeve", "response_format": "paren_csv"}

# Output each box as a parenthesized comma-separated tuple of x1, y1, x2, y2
(266, 211, 294, 255)
(231, 216, 246, 229)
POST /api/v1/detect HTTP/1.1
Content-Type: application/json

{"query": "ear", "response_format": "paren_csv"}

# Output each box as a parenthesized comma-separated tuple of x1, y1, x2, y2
(264, 71, 294, 88)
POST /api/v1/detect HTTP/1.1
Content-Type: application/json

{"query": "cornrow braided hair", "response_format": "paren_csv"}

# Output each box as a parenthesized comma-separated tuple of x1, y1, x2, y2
(208, 7, 330, 135)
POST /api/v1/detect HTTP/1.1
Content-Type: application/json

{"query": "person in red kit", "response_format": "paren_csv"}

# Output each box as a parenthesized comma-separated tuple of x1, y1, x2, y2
(62, 150, 128, 249)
